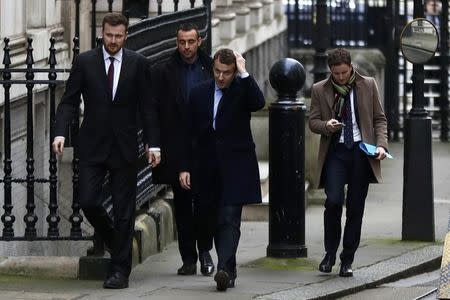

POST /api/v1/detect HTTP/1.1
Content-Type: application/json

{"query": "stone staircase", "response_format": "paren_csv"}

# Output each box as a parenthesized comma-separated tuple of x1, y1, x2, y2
(242, 161, 314, 221)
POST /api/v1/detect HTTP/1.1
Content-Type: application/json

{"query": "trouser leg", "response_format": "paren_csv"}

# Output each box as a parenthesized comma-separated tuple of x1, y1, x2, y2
(323, 146, 347, 255)
(341, 149, 370, 265)
(172, 183, 198, 264)
(215, 205, 242, 278)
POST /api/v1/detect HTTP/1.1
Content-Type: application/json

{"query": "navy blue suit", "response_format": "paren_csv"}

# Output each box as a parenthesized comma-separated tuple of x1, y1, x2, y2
(182, 75, 265, 277)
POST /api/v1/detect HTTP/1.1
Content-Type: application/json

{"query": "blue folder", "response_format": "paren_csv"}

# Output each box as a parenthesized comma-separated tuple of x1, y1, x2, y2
(359, 142, 394, 159)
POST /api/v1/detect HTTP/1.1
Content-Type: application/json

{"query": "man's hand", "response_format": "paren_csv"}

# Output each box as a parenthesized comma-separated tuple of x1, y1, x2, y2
(52, 137, 65, 155)
(179, 171, 191, 190)
(145, 144, 161, 168)
(234, 51, 247, 75)
(375, 146, 387, 160)
(325, 119, 344, 133)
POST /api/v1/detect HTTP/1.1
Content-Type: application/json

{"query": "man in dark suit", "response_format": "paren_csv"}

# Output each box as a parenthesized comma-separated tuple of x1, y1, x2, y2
(52, 13, 160, 289)
(309, 48, 388, 277)
(150, 23, 214, 276)
(179, 48, 265, 291)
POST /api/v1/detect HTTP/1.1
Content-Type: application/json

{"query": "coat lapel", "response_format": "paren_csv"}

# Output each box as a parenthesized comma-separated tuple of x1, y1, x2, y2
(216, 77, 237, 119)
(323, 78, 335, 114)
(95, 47, 110, 97)
(208, 80, 215, 124)
(113, 49, 129, 102)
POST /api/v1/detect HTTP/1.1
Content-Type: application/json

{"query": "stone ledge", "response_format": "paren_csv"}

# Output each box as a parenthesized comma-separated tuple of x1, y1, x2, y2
(0, 256, 79, 279)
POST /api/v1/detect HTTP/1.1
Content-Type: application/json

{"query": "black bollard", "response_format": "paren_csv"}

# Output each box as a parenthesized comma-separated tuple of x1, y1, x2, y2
(402, 1, 435, 242)
(266, 58, 307, 258)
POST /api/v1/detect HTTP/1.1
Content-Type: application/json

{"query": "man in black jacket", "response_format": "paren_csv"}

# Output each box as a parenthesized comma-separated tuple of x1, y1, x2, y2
(151, 23, 214, 276)
(53, 13, 160, 289)
(179, 48, 265, 291)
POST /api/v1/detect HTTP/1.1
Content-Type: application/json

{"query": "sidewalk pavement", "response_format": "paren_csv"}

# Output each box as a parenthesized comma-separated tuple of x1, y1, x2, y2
(0, 141, 449, 300)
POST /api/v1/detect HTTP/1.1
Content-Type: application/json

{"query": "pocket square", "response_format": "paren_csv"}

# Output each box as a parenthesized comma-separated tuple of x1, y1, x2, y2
(359, 142, 393, 159)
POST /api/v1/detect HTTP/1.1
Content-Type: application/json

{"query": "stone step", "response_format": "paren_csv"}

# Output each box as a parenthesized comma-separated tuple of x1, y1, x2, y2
(242, 161, 311, 221)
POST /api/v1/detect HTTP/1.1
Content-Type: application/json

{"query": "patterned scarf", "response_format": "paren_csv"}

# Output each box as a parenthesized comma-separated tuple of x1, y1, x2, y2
(331, 70, 356, 119)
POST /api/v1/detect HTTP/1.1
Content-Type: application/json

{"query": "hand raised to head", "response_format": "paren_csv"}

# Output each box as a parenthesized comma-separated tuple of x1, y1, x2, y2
(233, 51, 247, 75)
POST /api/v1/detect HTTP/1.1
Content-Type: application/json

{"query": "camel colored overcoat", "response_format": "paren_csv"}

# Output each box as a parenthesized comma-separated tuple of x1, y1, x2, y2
(309, 70, 388, 188)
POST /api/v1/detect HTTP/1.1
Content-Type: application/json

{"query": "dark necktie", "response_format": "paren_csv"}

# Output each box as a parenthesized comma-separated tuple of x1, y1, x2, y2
(107, 57, 114, 100)
(343, 97, 354, 148)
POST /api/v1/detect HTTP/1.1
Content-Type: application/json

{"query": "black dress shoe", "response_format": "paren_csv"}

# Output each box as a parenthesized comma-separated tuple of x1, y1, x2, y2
(214, 269, 230, 292)
(103, 272, 129, 289)
(339, 264, 353, 277)
(228, 278, 235, 288)
(319, 254, 336, 273)
(199, 251, 215, 276)
(177, 263, 197, 275)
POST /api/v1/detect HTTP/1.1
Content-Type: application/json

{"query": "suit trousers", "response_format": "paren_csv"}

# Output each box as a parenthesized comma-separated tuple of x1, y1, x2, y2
(78, 146, 137, 277)
(323, 142, 370, 265)
(172, 182, 213, 265)
(215, 205, 242, 278)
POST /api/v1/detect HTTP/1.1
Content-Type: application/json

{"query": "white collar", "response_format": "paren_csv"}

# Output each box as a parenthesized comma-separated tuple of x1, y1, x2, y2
(102, 46, 123, 63)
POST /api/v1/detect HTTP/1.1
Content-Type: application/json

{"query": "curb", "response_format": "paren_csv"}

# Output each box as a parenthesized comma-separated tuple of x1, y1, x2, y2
(256, 244, 443, 300)
(0, 256, 79, 279)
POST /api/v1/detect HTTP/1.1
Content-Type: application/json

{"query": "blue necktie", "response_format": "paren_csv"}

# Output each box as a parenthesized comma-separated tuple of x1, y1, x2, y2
(343, 98, 354, 149)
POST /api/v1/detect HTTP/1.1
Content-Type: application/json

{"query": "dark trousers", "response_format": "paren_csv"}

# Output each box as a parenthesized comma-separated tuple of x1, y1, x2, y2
(78, 147, 137, 277)
(172, 183, 213, 265)
(215, 205, 242, 278)
(323, 142, 370, 265)
(193, 139, 243, 278)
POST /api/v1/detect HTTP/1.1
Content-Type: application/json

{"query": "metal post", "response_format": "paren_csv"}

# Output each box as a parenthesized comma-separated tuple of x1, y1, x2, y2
(202, 0, 212, 55)
(440, 0, 449, 141)
(402, 1, 435, 241)
(385, 0, 399, 141)
(267, 58, 307, 258)
(91, 0, 97, 49)
(47, 37, 60, 238)
(311, 0, 329, 83)
(69, 37, 83, 238)
(24, 38, 37, 240)
(1, 38, 15, 239)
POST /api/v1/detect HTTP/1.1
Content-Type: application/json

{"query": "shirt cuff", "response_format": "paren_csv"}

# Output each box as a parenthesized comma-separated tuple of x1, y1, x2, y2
(148, 147, 161, 152)
(54, 136, 65, 141)
(239, 72, 249, 78)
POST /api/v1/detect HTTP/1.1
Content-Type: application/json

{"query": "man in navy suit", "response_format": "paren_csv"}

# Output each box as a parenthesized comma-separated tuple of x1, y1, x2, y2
(179, 48, 265, 291)
(53, 13, 160, 289)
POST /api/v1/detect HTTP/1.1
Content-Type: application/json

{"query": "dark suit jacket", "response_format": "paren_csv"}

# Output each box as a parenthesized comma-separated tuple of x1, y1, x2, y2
(182, 76, 265, 205)
(151, 50, 212, 183)
(55, 47, 159, 164)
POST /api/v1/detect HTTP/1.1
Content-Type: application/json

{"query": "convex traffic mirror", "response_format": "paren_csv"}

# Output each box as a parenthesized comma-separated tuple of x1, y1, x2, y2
(400, 18, 439, 64)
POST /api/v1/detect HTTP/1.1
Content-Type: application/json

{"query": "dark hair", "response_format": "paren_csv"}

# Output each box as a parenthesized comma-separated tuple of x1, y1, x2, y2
(327, 48, 351, 67)
(213, 48, 236, 66)
(102, 13, 129, 31)
(176, 23, 200, 39)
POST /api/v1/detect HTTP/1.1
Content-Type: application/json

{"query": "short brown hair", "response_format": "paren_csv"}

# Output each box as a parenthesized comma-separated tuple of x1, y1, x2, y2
(102, 13, 129, 31)
(327, 48, 351, 67)
(213, 48, 236, 66)
(177, 23, 200, 39)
